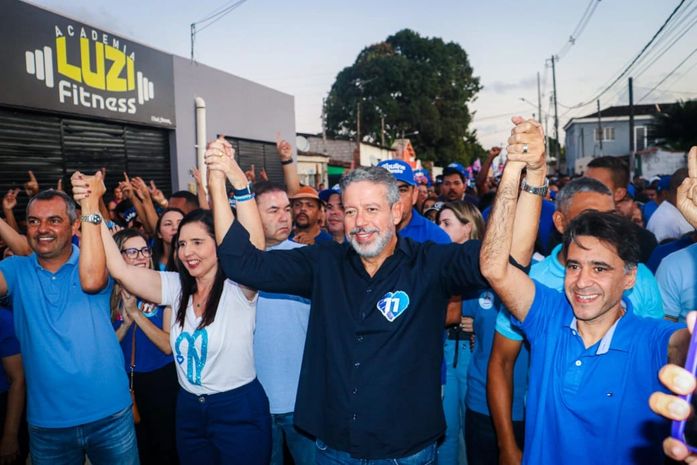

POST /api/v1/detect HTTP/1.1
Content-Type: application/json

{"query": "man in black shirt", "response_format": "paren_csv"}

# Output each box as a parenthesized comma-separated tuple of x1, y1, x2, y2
(214, 118, 545, 462)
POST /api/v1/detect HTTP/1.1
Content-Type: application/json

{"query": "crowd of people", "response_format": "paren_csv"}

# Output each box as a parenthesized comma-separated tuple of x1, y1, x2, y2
(0, 117, 696, 465)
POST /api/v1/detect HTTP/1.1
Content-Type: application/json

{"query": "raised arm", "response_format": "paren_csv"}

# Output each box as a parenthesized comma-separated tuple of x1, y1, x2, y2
(475, 147, 500, 196)
(192, 168, 210, 210)
(72, 173, 162, 303)
(130, 176, 159, 236)
(73, 171, 109, 293)
(276, 134, 301, 196)
(2, 189, 21, 233)
(677, 146, 697, 229)
(205, 137, 265, 251)
(480, 117, 545, 321)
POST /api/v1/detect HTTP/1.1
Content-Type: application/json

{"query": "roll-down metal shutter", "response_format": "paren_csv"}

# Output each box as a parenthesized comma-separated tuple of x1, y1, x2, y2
(0, 106, 172, 216)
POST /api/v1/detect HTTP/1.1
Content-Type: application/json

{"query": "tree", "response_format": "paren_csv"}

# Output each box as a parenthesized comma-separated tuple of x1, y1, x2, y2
(654, 99, 697, 151)
(324, 29, 483, 166)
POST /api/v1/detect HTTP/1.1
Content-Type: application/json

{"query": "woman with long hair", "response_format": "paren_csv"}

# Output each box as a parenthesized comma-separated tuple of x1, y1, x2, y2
(151, 208, 184, 271)
(110, 229, 179, 465)
(436, 200, 485, 465)
(72, 150, 270, 464)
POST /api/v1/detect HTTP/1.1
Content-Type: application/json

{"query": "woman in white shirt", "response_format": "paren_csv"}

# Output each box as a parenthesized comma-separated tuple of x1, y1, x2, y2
(73, 145, 270, 465)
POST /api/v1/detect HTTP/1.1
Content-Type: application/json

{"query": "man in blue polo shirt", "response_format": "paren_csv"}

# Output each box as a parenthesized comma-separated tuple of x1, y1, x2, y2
(481, 144, 688, 465)
(0, 188, 136, 464)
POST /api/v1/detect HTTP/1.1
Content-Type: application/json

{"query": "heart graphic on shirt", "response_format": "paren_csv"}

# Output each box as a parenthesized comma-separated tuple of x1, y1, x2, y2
(377, 291, 410, 322)
(174, 329, 208, 386)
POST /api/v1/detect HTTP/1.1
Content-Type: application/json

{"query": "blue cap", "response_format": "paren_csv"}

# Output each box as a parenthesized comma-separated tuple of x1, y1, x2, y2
(319, 188, 341, 203)
(447, 162, 466, 175)
(378, 160, 415, 186)
(658, 175, 671, 192)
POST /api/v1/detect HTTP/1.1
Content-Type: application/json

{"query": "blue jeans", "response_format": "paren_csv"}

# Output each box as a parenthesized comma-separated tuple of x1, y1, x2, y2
(315, 440, 437, 465)
(438, 338, 471, 465)
(29, 406, 139, 465)
(176, 379, 271, 465)
(270, 412, 315, 465)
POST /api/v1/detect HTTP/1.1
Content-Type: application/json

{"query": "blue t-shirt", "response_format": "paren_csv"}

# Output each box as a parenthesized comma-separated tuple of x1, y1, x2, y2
(513, 281, 680, 465)
(463, 290, 528, 421)
(0, 246, 131, 427)
(656, 242, 697, 321)
(0, 308, 20, 393)
(496, 244, 664, 342)
(484, 199, 556, 255)
(647, 234, 695, 274)
(255, 240, 311, 414)
(642, 200, 659, 224)
(114, 302, 173, 373)
(400, 209, 451, 244)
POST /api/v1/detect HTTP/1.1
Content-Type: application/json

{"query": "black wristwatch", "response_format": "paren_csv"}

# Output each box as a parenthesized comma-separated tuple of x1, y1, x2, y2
(80, 213, 103, 225)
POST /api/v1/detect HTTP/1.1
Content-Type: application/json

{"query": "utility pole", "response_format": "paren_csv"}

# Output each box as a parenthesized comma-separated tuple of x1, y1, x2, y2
(551, 55, 560, 173)
(597, 99, 603, 155)
(628, 77, 635, 179)
(321, 98, 327, 145)
(355, 102, 361, 166)
(381, 115, 386, 147)
(190, 24, 195, 61)
(537, 71, 547, 158)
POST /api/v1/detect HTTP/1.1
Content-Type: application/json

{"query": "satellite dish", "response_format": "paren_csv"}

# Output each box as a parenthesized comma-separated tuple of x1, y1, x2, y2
(296, 135, 310, 152)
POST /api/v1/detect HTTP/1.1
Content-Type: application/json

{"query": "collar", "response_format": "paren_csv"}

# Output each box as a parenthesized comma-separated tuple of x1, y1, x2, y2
(567, 300, 634, 354)
(32, 244, 79, 272)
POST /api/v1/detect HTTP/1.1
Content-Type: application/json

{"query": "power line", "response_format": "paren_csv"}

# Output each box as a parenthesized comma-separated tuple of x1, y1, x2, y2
(556, 0, 602, 60)
(639, 44, 697, 101)
(190, 0, 250, 60)
(559, 0, 688, 112)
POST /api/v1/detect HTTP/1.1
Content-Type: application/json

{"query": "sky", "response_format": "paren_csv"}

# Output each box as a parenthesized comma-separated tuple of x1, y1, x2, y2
(29, 0, 697, 153)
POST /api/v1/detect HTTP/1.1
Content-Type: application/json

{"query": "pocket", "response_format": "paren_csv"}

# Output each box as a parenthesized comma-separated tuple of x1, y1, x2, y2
(394, 443, 437, 465)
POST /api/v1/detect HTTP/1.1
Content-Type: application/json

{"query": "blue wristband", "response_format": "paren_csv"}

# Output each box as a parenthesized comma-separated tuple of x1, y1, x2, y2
(234, 193, 255, 202)
(233, 183, 253, 197)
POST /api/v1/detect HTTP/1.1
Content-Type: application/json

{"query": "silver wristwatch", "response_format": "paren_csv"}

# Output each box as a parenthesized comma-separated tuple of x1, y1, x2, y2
(521, 177, 549, 197)
(80, 213, 103, 225)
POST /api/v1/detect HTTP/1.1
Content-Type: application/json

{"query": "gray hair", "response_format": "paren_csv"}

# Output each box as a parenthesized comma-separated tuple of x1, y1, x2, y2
(339, 166, 400, 206)
(27, 189, 78, 223)
(555, 177, 612, 214)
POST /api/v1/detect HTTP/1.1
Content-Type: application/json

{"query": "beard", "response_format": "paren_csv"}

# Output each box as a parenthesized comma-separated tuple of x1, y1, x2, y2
(349, 227, 394, 258)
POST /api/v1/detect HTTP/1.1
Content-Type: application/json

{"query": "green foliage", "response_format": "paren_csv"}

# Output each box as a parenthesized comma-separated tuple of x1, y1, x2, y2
(325, 29, 482, 166)
(654, 100, 697, 151)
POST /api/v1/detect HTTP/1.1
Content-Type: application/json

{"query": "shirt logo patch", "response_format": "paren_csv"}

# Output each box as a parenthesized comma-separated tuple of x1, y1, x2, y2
(377, 291, 410, 322)
(175, 329, 208, 385)
(479, 291, 494, 310)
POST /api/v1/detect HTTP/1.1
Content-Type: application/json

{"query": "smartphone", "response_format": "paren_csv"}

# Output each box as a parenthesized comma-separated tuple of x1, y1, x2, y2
(672, 327, 697, 452)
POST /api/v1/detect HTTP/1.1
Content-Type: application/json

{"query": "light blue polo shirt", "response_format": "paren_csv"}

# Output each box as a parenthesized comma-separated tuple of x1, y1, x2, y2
(463, 290, 529, 421)
(0, 246, 131, 427)
(513, 281, 680, 465)
(254, 240, 311, 414)
(496, 243, 664, 341)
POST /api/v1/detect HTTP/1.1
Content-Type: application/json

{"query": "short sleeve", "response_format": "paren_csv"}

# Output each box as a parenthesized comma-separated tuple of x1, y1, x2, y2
(0, 256, 20, 296)
(511, 281, 567, 342)
(625, 264, 664, 319)
(160, 271, 183, 308)
(656, 260, 681, 320)
(495, 308, 525, 342)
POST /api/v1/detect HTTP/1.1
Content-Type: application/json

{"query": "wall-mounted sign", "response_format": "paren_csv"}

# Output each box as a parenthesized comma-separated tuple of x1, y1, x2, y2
(0, 0, 176, 127)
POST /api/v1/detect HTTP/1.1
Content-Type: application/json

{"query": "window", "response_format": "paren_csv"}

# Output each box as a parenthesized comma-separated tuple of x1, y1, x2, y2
(635, 126, 647, 151)
(594, 127, 615, 142)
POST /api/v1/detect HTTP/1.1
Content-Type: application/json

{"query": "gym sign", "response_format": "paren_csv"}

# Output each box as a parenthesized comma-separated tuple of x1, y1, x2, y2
(0, 0, 176, 127)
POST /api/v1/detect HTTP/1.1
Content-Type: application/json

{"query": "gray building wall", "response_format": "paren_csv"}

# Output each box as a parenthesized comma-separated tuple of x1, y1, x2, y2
(564, 116, 654, 174)
(171, 57, 295, 190)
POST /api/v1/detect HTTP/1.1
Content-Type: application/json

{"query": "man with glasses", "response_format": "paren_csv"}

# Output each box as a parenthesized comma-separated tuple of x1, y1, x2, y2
(0, 187, 137, 464)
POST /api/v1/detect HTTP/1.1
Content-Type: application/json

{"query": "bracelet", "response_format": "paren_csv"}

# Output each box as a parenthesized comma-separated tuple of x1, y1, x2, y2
(233, 183, 253, 197)
(234, 193, 255, 202)
(521, 177, 549, 197)
(280, 158, 294, 165)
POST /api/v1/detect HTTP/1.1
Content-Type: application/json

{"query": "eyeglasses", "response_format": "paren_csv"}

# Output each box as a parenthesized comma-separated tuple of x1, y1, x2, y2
(120, 247, 152, 259)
